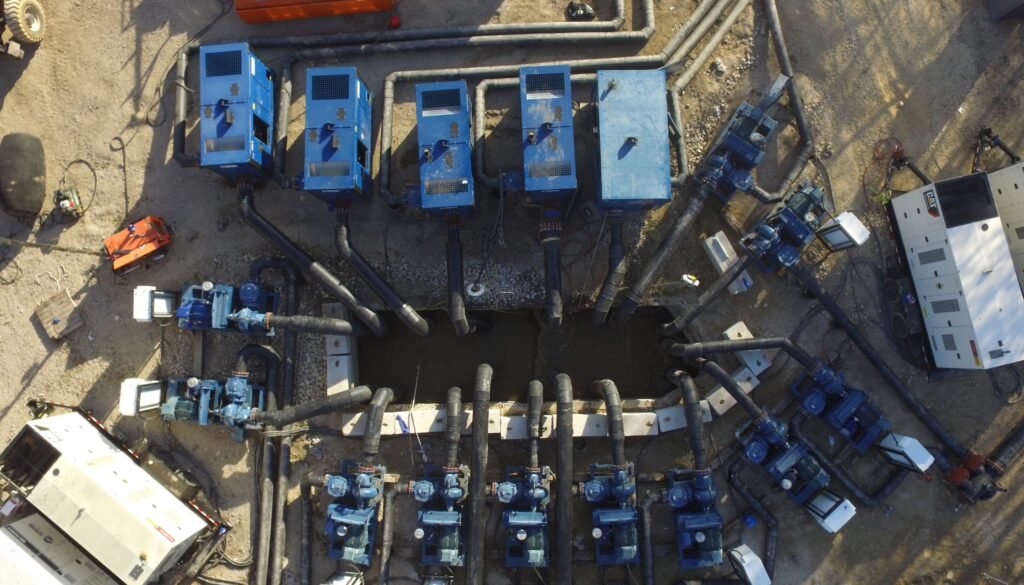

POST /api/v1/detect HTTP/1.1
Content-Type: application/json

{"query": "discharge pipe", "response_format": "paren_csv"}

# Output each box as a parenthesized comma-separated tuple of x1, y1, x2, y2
(665, 336, 819, 372)
(527, 380, 544, 469)
(238, 185, 386, 337)
(542, 214, 564, 328)
(378, 488, 398, 584)
(594, 380, 627, 467)
(700, 360, 767, 422)
(447, 221, 474, 336)
(555, 373, 575, 585)
(361, 387, 395, 467)
(251, 386, 373, 428)
(639, 491, 661, 585)
(446, 387, 463, 467)
(335, 207, 430, 337)
(467, 364, 492, 585)
(592, 211, 626, 326)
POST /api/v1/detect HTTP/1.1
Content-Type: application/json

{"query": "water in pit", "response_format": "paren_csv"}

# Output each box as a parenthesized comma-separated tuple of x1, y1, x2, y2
(357, 308, 677, 403)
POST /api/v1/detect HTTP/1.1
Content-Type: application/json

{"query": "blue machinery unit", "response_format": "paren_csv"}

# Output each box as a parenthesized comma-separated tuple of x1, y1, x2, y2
(198, 43, 275, 178)
(176, 280, 279, 334)
(414, 81, 475, 212)
(743, 180, 829, 269)
(298, 67, 373, 203)
(665, 469, 724, 569)
(583, 463, 639, 566)
(411, 464, 469, 567)
(519, 65, 577, 202)
(325, 461, 387, 566)
(495, 466, 554, 567)
(595, 69, 672, 210)
(160, 374, 264, 442)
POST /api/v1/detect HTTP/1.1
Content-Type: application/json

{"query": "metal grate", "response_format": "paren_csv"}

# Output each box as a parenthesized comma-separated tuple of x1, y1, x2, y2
(205, 51, 242, 77)
(308, 161, 352, 177)
(932, 299, 960, 314)
(918, 248, 946, 265)
(528, 161, 573, 177)
(205, 136, 246, 152)
(525, 73, 566, 98)
(311, 74, 350, 101)
(421, 89, 462, 110)
(942, 334, 956, 351)
(1016, 226, 1024, 240)
(425, 178, 470, 195)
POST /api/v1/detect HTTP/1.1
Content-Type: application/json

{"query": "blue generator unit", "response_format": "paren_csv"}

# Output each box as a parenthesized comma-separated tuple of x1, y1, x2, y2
(595, 69, 671, 210)
(198, 43, 275, 178)
(520, 65, 577, 201)
(415, 81, 474, 212)
(299, 67, 373, 203)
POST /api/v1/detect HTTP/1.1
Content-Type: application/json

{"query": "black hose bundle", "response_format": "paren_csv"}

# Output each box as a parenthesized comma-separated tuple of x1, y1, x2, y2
(252, 386, 373, 427)
(594, 379, 626, 467)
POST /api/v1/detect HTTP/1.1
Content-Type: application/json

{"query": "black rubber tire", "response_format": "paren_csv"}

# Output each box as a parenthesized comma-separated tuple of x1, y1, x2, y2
(4, 0, 45, 44)
(0, 133, 45, 218)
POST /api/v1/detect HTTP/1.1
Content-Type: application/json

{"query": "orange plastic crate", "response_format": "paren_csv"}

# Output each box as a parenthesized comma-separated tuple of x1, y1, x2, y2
(235, 0, 395, 23)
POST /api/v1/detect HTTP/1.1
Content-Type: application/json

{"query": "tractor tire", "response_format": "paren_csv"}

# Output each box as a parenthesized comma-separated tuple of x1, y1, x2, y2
(0, 133, 45, 218)
(4, 0, 45, 44)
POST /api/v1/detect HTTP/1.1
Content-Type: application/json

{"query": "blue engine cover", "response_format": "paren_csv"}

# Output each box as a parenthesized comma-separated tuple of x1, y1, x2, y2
(199, 43, 274, 178)
(325, 504, 377, 566)
(592, 507, 640, 566)
(504, 510, 549, 567)
(519, 65, 577, 199)
(415, 81, 474, 212)
(300, 67, 373, 202)
(595, 70, 671, 210)
(418, 510, 464, 566)
(177, 284, 235, 331)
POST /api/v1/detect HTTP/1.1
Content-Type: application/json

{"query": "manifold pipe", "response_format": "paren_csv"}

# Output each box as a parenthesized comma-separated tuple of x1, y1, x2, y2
(527, 380, 544, 469)
(335, 208, 430, 337)
(555, 373, 575, 585)
(658, 254, 758, 336)
(639, 492, 661, 585)
(264, 314, 356, 336)
(700, 359, 766, 422)
(447, 222, 473, 336)
(299, 473, 326, 585)
(361, 387, 395, 467)
(594, 380, 627, 467)
(446, 387, 463, 468)
(789, 411, 909, 508)
(664, 336, 819, 372)
(467, 364, 493, 585)
(592, 211, 626, 326)
(238, 185, 387, 337)
(728, 459, 777, 579)
(672, 370, 707, 470)
(379, 488, 398, 584)
(542, 217, 564, 328)
(785, 263, 969, 460)
(252, 386, 374, 427)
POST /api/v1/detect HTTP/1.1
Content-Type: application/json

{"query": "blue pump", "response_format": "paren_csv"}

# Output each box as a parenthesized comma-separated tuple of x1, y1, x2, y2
(584, 463, 639, 566)
(496, 466, 553, 567)
(411, 464, 469, 567)
(325, 461, 386, 566)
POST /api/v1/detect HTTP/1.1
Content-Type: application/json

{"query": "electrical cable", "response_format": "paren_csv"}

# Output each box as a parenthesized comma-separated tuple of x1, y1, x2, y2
(988, 365, 1024, 404)
(45, 159, 98, 225)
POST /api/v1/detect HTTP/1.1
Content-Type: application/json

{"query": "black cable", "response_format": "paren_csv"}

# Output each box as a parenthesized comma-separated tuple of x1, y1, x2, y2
(988, 365, 1024, 404)
(108, 136, 130, 222)
(44, 159, 98, 226)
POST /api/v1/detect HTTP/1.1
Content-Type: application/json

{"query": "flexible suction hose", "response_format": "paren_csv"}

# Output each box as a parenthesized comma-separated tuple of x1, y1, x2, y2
(542, 219, 564, 328)
(672, 370, 707, 470)
(594, 379, 626, 467)
(361, 387, 395, 467)
(447, 223, 473, 336)
(335, 209, 430, 337)
(379, 488, 398, 584)
(238, 185, 386, 337)
(555, 373, 575, 585)
(528, 380, 544, 469)
(665, 336, 819, 372)
(640, 491, 661, 585)
(446, 387, 463, 468)
(467, 364, 492, 585)
(252, 386, 373, 427)
(592, 211, 626, 326)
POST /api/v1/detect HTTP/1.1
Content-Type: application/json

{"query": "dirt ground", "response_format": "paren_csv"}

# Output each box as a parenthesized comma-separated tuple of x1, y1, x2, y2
(1, 0, 1024, 584)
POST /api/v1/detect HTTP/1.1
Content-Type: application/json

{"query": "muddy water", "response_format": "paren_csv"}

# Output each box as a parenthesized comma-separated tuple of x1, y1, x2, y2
(358, 308, 676, 403)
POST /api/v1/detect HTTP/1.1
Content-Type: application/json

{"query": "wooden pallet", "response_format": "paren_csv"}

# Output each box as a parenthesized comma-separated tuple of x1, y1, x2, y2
(34, 290, 83, 340)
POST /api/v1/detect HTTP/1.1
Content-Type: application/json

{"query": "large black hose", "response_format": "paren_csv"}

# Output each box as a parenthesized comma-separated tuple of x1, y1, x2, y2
(257, 392, 277, 585)
(672, 371, 707, 470)
(990, 418, 1024, 476)
(467, 364, 493, 585)
(658, 254, 758, 336)
(640, 492, 661, 585)
(786, 263, 969, 459)
(335, 209, 430, 337)
(300, 473, 326, 585)
(379, 488, 398, 584)
(594, 379, 626, 467)
(361, 387, 395, 467)
(270, 434, 290, 585)
(592, 211, 626, 326)
(790, 411, 909, 508)
(610, 184, 713, 327)
(446, 387, 463, 468)
(555, 373, 575, 585)
(252, 386, 374, 427)
(699, 360, 766, 422)
(527, 380, 544, 469)
(263, 313, 356, 336)
(447, 223, 473, 336)
(238, 185, 386, 337)
(542, 220, 564, 328)
(728, 459, 777, 579)
(665, 336, 818, 372)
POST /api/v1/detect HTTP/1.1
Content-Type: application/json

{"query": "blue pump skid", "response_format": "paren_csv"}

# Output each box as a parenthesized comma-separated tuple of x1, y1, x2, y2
(519, 65, 577, 202)
(665, 469, 724, 570)
(744, 180, 829, 269)
(176, 280, 279, 334)
(415, 81, 474, 212)
(790, 367, 892, 455)
(583, 463, 639, 566)
(325, 461, 387, 567)
(496, 466, 553, 568)
(300, 67, 373, 203)
(198, 43, 275, 178)
(595, 69, 672, 211)
(412, 464, 468, 567)
(160, 374, 265, 442)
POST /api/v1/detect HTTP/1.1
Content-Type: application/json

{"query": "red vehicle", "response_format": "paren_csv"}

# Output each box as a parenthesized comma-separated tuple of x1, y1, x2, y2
(102, 216, 173, 275)
(234, 0, 394, 23)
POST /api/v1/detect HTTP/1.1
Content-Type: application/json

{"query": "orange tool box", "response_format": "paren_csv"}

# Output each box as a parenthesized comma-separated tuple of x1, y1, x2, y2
(235, 0, 395, 23)
(102, 216, 173, 275)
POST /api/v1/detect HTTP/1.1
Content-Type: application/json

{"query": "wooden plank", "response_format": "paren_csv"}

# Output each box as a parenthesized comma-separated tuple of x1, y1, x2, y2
(34, 291, 82, 340)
